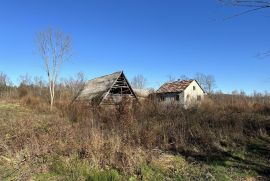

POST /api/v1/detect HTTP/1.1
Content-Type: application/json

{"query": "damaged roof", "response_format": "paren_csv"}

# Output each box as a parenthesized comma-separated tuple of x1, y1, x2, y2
(157, 80, 194, 93)
(76, 71, 122, 101)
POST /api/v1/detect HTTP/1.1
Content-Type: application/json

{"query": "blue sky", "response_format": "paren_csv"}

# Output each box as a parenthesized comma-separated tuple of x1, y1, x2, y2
(0, 0, 270, 93)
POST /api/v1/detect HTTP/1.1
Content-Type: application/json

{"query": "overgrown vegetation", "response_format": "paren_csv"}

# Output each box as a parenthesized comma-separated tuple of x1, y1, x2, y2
(0, 80, 269, 180)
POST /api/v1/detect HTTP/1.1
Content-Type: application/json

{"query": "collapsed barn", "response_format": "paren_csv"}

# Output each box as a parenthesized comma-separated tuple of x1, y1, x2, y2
(75, 71, 138, 105)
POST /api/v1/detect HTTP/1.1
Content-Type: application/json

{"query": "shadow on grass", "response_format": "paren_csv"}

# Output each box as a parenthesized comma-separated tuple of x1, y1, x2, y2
(179, 137, 270, 178)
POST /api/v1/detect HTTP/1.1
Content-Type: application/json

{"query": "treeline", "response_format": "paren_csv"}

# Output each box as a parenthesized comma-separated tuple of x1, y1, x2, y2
(0, 72, 85, 101)
(1, 71, 270, 100)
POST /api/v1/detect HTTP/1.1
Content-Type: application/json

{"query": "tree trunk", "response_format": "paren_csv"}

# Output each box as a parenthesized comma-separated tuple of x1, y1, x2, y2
(49, 80, 54, 111)
(50, 95, 53, 111)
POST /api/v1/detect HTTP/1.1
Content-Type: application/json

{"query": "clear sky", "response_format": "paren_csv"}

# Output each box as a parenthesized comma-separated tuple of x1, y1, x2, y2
(0, 0, 270, 93)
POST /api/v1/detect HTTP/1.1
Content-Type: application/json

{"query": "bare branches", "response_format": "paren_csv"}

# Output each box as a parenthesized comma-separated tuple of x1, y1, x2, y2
(167, 75, 176, 83)
(220, 0, 270, 19)
(0, 72, 8, 87)
(131, 74, 147, 89)
(220, 0, 270, 8)
(60, 72, 86, 96)
(220, 0, 270, 57)
(36, 28, 72, 110)
(19, 74, 32, 86)
(194, 73, 216, 94)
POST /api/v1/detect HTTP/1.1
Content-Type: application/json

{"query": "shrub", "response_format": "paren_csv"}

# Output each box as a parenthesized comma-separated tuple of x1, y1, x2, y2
(18, 85, 28, 98)
(20, 95, 50, 112)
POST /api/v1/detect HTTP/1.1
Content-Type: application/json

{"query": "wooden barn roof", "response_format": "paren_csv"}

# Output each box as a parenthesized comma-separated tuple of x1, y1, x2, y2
(156, 80, 193, 93)
(76, 71, 122, 101)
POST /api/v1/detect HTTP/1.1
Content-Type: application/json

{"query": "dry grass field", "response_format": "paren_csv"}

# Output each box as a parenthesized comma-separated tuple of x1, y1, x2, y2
(0, 92, 270, 180)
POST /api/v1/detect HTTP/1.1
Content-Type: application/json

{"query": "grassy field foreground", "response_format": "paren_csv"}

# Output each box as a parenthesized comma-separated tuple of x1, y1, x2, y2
(0, 98, 270, 180)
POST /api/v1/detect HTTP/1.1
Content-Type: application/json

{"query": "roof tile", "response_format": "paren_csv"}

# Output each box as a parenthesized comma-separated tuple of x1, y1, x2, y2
(157, 80, 193, 93)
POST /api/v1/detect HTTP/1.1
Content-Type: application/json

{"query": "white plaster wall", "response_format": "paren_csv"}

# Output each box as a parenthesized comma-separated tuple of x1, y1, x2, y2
(184, 80, 204, 106)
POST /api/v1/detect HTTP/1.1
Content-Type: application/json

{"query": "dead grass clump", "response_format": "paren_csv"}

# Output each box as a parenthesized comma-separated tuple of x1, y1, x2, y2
(18, 86, 28, 98)
(56, 100, 97, 123)
(252, 103, 270, 115)
(20, 96, 50, 112)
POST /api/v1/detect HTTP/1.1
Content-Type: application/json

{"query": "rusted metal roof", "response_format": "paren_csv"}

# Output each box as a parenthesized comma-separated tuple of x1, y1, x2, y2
(156, 80, 193, 93)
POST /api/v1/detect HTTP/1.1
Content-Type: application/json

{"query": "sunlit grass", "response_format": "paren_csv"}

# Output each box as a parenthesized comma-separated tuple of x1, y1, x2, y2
(0, 102, 30, 113)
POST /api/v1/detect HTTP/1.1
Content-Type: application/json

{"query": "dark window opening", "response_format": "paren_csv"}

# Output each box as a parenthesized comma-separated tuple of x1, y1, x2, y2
(176, 95, 179, 101)
(193, 86, 196, 90)
(110, 88, 132, 94)
(197, 95, 201, 101)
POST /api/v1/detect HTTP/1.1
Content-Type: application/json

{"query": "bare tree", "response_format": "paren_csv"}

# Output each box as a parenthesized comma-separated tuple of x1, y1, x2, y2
(167, 74, 190, 83)
(194, 73, 216, 94)
(62, 72, 86, 96)
(0, 72, 12, 97)
(19, 74, 32, 86)
(36, 28, 71, 110)
(0, 72, 9, 95)
(167, 75, 176, 83)
(34, 76, 45, 87)
(178, 74, 190, 81)
(131, 74, 147, 89)
(33, 76, 46, 96)
(0, 72, 8, 87)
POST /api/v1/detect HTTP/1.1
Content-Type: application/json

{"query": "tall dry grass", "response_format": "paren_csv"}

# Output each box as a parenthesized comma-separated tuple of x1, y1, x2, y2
(65, 94, 270, 156)
(1, 87, 270, 179)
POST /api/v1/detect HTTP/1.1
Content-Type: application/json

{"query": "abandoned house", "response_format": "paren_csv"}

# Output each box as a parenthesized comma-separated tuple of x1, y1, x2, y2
(156, 80, 205, 107)
(75, 71, 138, 105)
